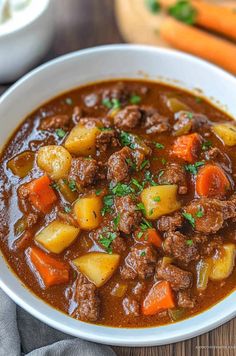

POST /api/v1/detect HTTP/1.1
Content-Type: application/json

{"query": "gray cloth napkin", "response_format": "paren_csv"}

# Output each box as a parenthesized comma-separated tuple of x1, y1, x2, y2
(0, 289, 116, 356)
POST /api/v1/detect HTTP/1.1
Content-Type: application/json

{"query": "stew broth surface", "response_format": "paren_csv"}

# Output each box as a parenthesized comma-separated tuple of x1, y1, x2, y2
(0, 80, 236, 328)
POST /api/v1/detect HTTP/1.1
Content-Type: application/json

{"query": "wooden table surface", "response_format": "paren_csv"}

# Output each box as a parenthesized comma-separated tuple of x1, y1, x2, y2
(1, 1, 236, 355)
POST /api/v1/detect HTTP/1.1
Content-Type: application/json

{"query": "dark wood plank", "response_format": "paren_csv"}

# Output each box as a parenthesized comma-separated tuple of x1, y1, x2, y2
(1, 1, 236, 355)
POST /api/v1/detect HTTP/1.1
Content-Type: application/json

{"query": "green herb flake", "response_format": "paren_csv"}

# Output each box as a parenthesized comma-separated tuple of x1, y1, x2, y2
(158, 170, 165, 178)
(50, 182, 60, 191)
(120, 131, 136, 149)
(155, 142, 165, 149)
(137, 231, 144, 239)
(185, 161, 205, 175)
(196, 207, 204, 218)
(99, 232, 117, 254)
(136, 202, 146, 214)
(195, 97, 203, 104)
(68, 180, 77, 192)
(140, 250, 146, 257)
(102, 98, 113, 109)
(182, 212, 195, 227)
(101, 195, 114, 216)
(187, 112, 193, 119)
(95, 188, 102, 196)
(140, 218, 153, 231)
(145, 0, 161, 13)
(153, 196, 161, 202)
(140, 159, 150, 170)
(55, 128, 66, 139)
(161, 158, 167, 165)
(64, 206, 72, 213)
(113, 213, 121, 230)
(168, 0, 197, 25)
(126, 158, 137, 171)
(149, 209, 154, 216)
(130, 95, 141, 104)
(144, 171, 158, 186)
(99, 127, 113, 131)
(65, 97, 73, 105)
(186, 239, 193, 246)
(202, 141, 212, 151)
(131, 178, 144, 192)
(111, 183, 134, 197)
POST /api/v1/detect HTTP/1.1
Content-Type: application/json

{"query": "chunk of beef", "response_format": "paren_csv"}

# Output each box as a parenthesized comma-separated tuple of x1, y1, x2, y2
(120, 245, 157, 280)
(132, 282, 146, 300)
(25, 213, 39, 228)
(184, 197, 236, 234)
(92, 222, 127, 254)
(140, 106, 170, 134)
(69, 158, 98, 187)
(158, 162, 188, 194)
(163, 231, 199, 264)
(114, 105, 142, 129)
(107, 147, 132, 183)
(205, 147, 231, 173)
(79, 116, 111, 129)
(96, 129, 119, 152)
(122, 297, 140, 316)
(177, 290, 195, 308)
(173, 111, 210, 134)
(14, 230, 33, 250)
(156, 261, 193, 291)
(39, 115, 70, 130)
(114, 195, 142, 234)
(102, 82, 130, 105)
(18, 184, 41, 216)
(71, 273, 100, 322)
(158, 212, 184, 232)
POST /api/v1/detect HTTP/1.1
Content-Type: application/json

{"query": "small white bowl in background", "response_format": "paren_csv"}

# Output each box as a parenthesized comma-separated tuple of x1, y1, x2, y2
(0, 45, 236, 346)
(0, 0, 54, 83)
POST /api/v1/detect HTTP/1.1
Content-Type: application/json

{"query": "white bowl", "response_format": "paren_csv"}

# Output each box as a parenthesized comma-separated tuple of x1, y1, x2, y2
(0, 0, 54, 83)
(0, 45, 236, 346)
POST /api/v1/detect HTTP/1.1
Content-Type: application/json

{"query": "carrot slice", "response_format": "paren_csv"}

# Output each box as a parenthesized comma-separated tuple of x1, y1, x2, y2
(145, 229, 163, 248)
(172, 133, 201, 163)
(196, 164, 230, 198)
(27, 246, 70, 288)
(142, 281, 175, 316)
(27, 175, 57, 213)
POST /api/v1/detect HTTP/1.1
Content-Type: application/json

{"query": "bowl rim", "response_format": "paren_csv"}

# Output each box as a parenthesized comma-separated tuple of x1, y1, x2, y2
(0, 44, 236, 346)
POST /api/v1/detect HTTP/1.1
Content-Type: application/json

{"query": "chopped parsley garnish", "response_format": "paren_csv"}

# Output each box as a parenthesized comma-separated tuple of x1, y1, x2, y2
(140, 159, 150, 170)
(186, 112, 193, 119)
(161, 158, 167, 165)
(140, 250, 146, 257)
(131, 178, 144, 192)
(140, 218, 153, 231)
(65, 97, 73, 105)
(145, 0, 161, 13)
(68, 179, 77, 192)
(149, 209, 154, 216)
(99, 232, 117, 254)
(182, 212, 195, 227)
(113, 213, 120, 230)
(64, 206, 71, 213)
(102, 98, 121, 110)
(202, 140, 212, 151)
(137, 231, 144, 239)
(155, 142, 165, 149)
(120, 131, 136, 149)
(158, 170, 164, 178)
(111, 183, 134, 197)
(186, 239, 193, 246)
(153, 196, 161, 202)
(101, 195, 114, 216)
(126, 158, 137, 171)
(95, 188, 102, 196)
(130, 95, 141, 104)
(50, 182, 60, 191)
(196, 207, 204, 218)
(185, 161, 205, 175)
(144, 171, 158, 186)
(99, 127, 113, 131)
(136, 202, 146, 214)
(168, 0, 197, 25)
(55, 128, 66, 138)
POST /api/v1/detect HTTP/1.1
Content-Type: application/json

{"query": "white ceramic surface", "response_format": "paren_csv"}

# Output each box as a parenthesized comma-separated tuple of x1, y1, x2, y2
(0, 0, 54, 83)
(0, 45, 236, 346)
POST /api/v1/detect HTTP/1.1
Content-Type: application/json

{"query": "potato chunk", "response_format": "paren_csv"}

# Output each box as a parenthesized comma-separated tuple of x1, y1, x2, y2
(73, 196, 102, 230)
(35, 220, 80, 253)
(141, 185, 181, 220)
(212, 123, 236, 146)
(73, 252, 120, 287)
(65, 124, 100, 156)
(209, 244, 235, 281)
(37, 145, 72, 180)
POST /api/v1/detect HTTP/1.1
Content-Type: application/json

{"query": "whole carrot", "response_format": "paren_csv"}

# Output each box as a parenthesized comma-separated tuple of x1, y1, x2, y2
(160, 17, 236, 74)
